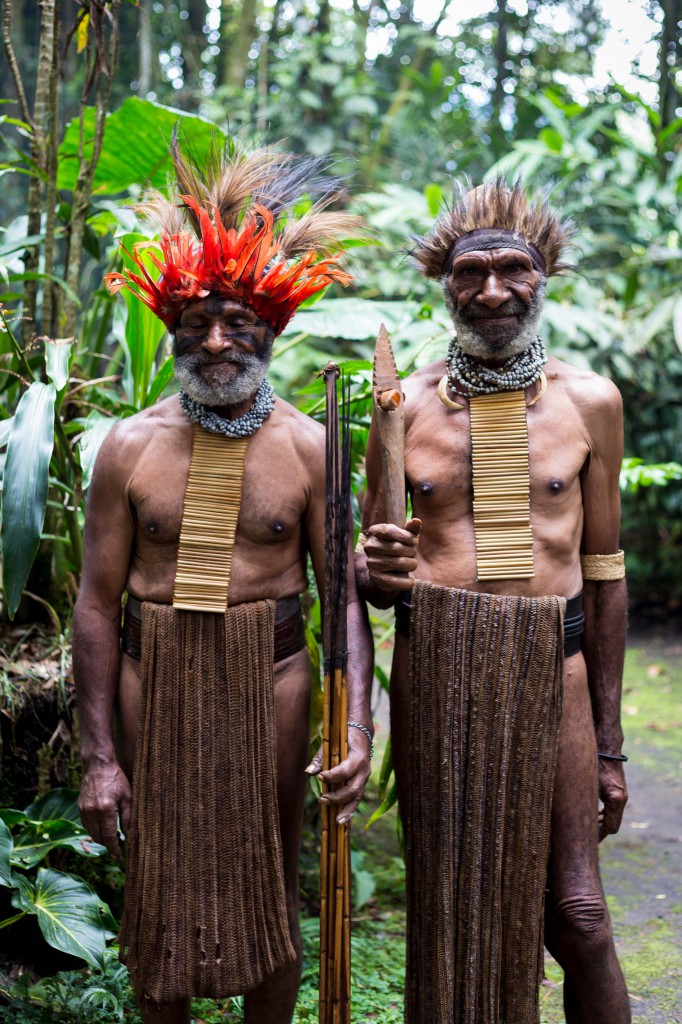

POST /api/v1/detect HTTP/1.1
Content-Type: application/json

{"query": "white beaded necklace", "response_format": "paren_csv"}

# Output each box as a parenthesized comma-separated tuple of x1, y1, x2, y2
(179, 379, 276, 438)
(446, 338, 548, 396)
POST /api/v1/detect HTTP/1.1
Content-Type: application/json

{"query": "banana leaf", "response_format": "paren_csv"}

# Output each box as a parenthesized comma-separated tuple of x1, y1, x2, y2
(1, 381, 56, 618)
(0, 820, 12, 887)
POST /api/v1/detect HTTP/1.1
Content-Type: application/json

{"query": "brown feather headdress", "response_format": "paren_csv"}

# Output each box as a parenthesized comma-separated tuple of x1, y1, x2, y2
(105, 135, 363, 335)
(411, 177, 575, 280)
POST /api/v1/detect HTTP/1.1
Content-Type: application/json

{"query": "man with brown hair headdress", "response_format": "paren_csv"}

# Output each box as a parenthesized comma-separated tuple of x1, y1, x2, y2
(73, 139, 373, 1024)
(356, 178, 631, 1023)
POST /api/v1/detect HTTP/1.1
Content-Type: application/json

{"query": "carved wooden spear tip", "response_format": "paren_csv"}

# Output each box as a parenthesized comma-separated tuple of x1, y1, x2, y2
(373, 323, 402, 407)
(372, 324, 406, 528)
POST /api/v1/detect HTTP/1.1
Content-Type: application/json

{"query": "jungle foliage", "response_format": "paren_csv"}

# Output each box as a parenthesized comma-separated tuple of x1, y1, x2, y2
(0, 0, 680, 1004)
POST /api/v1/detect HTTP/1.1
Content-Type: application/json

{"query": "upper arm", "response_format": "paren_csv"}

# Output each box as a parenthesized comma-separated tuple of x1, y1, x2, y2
(580, 380, 623, 554)
(77, 425, 137, 619)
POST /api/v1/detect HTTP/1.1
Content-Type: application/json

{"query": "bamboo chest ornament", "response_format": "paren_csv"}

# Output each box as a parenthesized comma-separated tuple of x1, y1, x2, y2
(172, 425, 249, 612)
(469, 389, 535, 580)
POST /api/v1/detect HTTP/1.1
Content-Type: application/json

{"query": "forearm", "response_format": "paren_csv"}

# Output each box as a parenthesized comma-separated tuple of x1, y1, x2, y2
(72, 598, 123, 768)
(582, 577, 627, 753)
(345, 593, 374, 733)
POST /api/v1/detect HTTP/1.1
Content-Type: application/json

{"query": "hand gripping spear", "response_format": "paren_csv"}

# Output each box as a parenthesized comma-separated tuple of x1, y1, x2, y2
(373, 324, 406, 528)
(319, 362, 352, 1024)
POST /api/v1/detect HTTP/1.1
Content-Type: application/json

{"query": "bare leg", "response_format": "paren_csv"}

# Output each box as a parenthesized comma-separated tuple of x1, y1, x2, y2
(138, 996, 191, 1024)
(243, 647, 310, 1024)
(544, 652, 631, 1024)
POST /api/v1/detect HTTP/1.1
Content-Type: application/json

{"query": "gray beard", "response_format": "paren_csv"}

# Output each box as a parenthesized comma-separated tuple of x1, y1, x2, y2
(173, 350, 270, 407)
(444, 280, 546, 361)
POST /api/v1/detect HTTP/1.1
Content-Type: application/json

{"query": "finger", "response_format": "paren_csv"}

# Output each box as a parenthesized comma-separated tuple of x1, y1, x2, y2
(321, 780, 362, 808)
(405, 518, 422, 536)
(101, 825, 121, 859)
(602, 800, 624, 837)
(368, 572, 415, 593)
(320, 756, 367, 787)
(337, 799, 361, 825)
(366, 549, 419, 570)
(368, 523, 419, 545)
(119, 792, 132, 836)
(306, 748, 324, 775)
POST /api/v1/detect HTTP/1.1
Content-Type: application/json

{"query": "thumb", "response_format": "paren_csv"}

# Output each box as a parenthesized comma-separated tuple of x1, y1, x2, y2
(405, 518, 422, 537)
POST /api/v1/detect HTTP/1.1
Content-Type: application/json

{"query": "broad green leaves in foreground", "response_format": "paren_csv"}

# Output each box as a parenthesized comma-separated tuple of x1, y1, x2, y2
(1, 381, 56, 618)
(11, 869, 116, 969)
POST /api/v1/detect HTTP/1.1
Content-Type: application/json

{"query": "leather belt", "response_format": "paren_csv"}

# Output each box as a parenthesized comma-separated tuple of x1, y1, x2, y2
(121, 594, 306, 664)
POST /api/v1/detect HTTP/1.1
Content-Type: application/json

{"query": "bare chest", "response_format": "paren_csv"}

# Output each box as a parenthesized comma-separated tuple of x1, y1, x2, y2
(128, 434, 309, 551)
(405, 392, 590, 519)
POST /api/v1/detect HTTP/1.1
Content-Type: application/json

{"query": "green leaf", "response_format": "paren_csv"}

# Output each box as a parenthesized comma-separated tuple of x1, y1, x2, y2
(351, 850, 376, 910)
(365, 781, 398, 829)
(0, 417, 14, 449)
(0, 819, 12, 887)
(24, 788, 81, 824)
(114, 233, 167, 408)
(145, 354, 175, 407)
(673, 297, 682, 354)
(283, 298, 421, 341)
(78, 413, 120, 489)
(539, 127, 563, 153)
(8, 271, 81, 310)
(1, 382, 56, 618)
(10, 819, 102, 869)
(44, 339, 74, 392)
(58, 97, 225, 195)
(11, 868, 116, 968)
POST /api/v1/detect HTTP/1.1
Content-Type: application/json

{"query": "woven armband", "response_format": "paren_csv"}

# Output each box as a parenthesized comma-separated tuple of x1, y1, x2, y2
(580, 550, 625, 581)
(355, 531, 370, 555)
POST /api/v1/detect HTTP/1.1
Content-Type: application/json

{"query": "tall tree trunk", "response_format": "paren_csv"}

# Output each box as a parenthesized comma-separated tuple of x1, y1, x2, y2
(41, 2, 60, 338)
(658, 0, 681, 133)
(63, 1, 122, 338)
(138, 0, 152, 96)
(221, 0, 258, 89)
(491, 0, 509, 154)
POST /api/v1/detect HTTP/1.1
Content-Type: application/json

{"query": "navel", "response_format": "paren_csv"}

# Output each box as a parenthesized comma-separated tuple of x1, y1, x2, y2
(548, 478, 564, 494)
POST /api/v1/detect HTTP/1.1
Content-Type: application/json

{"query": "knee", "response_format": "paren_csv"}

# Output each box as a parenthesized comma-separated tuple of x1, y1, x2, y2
(552, 893, 613, 952)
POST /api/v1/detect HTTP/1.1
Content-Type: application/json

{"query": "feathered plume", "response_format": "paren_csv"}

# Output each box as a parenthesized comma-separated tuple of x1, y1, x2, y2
(105, 134, 362, 335)
(411, 177, 575, 279)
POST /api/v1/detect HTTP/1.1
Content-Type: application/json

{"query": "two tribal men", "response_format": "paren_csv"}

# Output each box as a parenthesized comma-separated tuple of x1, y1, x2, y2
(76, 151, 630, 1024)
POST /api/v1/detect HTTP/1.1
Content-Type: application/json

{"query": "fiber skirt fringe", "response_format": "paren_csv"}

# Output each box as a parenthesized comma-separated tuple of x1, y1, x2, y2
(406, 581, 565, 1024)
(119, 600, 295, 1004)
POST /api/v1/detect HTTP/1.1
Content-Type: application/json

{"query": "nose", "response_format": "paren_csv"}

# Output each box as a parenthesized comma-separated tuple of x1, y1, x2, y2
(475, 271, 512, 309)
(202, 321, 233, 354)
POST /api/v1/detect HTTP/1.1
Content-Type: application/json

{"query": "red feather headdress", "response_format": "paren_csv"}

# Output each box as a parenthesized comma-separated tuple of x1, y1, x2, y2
(105, 141, 360, 335)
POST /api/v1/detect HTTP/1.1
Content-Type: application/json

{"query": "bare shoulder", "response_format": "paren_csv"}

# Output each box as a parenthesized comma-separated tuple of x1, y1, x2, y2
(402, 359, 447, 423)
(547, 356, 622, 418)
(268, 394, 325, 470)
(93, 396, 184, 479)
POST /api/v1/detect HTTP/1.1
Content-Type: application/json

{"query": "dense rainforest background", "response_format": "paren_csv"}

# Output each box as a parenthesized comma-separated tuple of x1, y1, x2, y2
(0, 1, 680, 1021)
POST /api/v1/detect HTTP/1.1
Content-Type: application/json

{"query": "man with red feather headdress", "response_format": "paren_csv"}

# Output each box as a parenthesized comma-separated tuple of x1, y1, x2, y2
(73, 138, 373, 1024)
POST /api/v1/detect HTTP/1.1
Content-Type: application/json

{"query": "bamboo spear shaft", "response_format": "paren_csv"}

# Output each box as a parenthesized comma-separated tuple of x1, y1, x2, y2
(319, 363, 351, 1024)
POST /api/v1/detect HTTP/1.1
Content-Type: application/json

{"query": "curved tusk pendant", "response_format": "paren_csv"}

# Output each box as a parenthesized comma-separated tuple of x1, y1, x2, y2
(526, 370, 547, 408)
(438, 375, 466, 410)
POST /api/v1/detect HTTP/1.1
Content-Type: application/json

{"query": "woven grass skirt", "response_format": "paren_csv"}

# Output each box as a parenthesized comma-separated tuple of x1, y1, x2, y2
(119, 599, 295, 1004)
(406, 581, 565, 1024)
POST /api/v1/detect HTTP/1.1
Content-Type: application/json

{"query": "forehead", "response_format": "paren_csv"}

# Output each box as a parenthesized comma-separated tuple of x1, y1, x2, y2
(451, 246, 533, 268)
(179, 296, 258, 321)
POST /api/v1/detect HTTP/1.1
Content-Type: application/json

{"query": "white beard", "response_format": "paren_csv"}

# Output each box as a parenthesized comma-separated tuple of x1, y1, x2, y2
(174, 351, 270, 407)
(444, 280, 546, 361)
